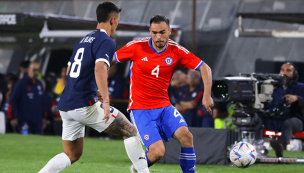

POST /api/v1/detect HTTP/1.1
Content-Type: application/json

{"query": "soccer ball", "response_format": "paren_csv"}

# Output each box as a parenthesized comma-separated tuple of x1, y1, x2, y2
(287, 139, 303, 151)
(230, 142, 257, 168)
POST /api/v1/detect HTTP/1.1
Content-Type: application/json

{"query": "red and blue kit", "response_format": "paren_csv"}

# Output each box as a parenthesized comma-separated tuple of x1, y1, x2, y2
(115, 37, 204, 148)
(115, 37, 204, 111)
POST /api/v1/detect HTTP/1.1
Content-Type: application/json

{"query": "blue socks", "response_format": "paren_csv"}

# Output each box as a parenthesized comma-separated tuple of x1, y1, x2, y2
(180, 147, 196, 173)
(145, 147, 196, 173)
(145, 150, 154, 167)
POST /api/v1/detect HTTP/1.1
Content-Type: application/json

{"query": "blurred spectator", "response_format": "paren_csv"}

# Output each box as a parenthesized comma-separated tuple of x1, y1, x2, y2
(197, 104, 214, 128)
(0, 73, 5, 109)
(168, 70, 187, 105)
(212, 102, 235, 130)
(9, 62, 46, 134)
(108, 65, 124, 99)
(54, 66, 67, 95)
(175, 70, 204, 127)
(44, 72, 57, 95)
(19, 60, 30, 79)
(45, 71, 63, 135)
(2, 74, 18, 132)
(42, 81, 58, 135)
(44, 71, 60, 118)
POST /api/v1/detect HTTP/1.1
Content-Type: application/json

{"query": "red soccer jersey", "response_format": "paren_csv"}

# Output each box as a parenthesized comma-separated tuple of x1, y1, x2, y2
(115, 37, 204, 110)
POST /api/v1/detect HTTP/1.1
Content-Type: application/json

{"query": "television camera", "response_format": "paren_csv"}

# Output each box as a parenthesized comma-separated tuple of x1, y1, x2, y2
(212, 73, 289, 156)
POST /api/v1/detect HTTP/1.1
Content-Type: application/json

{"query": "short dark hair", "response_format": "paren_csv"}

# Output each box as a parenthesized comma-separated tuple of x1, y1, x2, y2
(20, 60, 30, 68)
(150, 14, 170, 26)
(96, 1, 121, 23)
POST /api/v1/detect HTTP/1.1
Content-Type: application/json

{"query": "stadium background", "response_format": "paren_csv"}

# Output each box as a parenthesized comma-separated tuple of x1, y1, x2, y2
(1, 0, 304, 77)
(0, 0, 304, 172)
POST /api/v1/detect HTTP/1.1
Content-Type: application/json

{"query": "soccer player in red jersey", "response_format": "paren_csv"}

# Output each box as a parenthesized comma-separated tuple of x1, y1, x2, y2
(39, 2, 149, 173)
(114, 15, 214, 173)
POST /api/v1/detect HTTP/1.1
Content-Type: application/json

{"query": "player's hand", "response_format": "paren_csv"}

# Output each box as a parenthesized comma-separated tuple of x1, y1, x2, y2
(284, 94, 298, 104)
(202, 96, 214, 115)
(96, 90, 103, 102)
(102, 102, 111, 124)
(10, 119, 18, 127)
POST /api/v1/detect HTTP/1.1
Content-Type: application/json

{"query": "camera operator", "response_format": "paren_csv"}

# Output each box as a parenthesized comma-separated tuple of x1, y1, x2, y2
(264, 62, 304, 157)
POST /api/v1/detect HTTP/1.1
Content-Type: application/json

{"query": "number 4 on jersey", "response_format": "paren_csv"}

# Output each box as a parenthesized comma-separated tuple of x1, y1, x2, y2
(174, 109, 182, 118)
(151, 65, 159, 78)
(174, 109, 185, 123)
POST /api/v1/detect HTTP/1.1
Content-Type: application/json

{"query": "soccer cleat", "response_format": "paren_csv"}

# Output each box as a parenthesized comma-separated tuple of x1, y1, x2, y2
(129, 164, 150, 173)
(129, 164, 138, 173)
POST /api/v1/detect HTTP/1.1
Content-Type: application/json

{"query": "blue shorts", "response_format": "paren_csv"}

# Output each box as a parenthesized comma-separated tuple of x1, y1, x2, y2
(130, 105, 187, 148)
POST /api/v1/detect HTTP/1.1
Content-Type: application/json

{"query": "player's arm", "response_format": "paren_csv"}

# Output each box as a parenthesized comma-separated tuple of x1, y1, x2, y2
(199, 63, 214, 114)
(177, 46, 213, 114)
(95, 61, 110, 123)
(66, 65, 70, 76)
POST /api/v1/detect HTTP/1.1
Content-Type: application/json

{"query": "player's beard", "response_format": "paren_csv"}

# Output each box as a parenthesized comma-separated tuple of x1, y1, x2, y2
(155, 39, 167, 49)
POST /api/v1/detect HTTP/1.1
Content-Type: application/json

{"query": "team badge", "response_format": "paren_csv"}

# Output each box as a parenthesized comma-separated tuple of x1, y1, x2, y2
(192, 92, 197, 98)
(164, 57, 173, 65)
(144, 134, 150, 141)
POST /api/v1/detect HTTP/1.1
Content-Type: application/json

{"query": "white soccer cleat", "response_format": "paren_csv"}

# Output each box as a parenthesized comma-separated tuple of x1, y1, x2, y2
(129, 164, 150, 173)
(129, 164, 138, 173)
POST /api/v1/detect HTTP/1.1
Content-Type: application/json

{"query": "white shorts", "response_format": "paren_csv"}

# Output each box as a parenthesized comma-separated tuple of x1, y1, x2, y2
(60, 102, 119, 141)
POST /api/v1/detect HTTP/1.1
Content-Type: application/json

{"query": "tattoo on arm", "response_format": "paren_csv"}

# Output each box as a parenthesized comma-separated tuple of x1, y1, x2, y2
(103, 112, 137, 139)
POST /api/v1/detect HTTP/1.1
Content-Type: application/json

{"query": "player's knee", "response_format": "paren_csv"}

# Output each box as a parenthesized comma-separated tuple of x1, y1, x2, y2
(154, 151, 165, 162)
(148, 145, 166, 163)
(180, 131, 193, 147)
(149, 145, 165, 162)
(65, 151, 82, 164)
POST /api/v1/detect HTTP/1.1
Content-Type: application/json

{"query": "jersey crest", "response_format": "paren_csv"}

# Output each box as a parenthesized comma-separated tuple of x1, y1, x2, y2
(165, 57, 173, 65)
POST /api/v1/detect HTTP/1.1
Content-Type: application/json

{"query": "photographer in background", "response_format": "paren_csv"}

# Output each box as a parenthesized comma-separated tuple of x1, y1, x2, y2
(265, 62, 304, 157)
(168, 70, 187, 105)
(175, 70, 204, 127)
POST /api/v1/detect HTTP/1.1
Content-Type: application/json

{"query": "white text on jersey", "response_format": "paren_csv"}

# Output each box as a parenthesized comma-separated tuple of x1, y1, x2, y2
(80, 36, 95, 43)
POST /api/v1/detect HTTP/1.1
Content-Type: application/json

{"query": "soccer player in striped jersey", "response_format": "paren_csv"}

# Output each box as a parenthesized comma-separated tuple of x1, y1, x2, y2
(39, 2, 149, 173)
(114, 15, 214, 173)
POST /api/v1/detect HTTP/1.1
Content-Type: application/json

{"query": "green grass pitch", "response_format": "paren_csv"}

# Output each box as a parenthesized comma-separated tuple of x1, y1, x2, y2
(0, 134, 304, 173)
